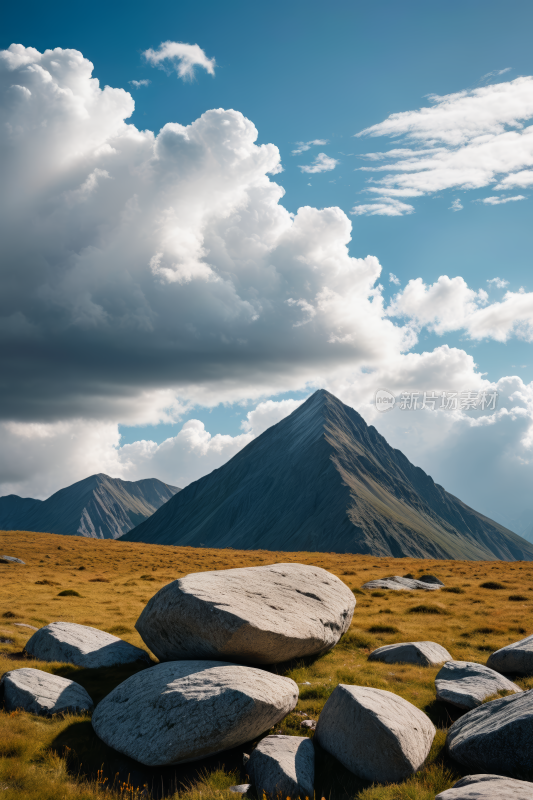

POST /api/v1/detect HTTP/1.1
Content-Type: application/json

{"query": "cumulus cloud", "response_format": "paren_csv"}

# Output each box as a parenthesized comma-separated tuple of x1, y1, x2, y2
(143, 41, 216, 80)
(351, 198, 415, 216)
(480, 194, 526, 205)
(353, 76, 533, 213)
(292, 139, 328, 155)
(487, 277, 510, 289)
(129, 79, 151, 88)
(389, 273, 400, 285)
(450, 198, 463, 211)
(299, 153, 339, 173)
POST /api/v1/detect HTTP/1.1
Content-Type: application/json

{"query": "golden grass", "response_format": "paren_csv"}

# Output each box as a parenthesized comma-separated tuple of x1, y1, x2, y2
(1, 528, 533, 799)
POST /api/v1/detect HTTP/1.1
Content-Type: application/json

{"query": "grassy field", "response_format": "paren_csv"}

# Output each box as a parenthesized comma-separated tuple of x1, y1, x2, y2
(1, 529, 533, 800)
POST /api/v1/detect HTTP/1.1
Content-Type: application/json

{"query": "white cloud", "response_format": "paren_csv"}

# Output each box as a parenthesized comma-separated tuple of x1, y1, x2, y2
(480, 67, 512, 82)
(299, 153, 339, 173)
(450, 198, 463, 211)
(292, 139, 328, 155)
(129, 79, 151, 88)
(351, 198, 415, 216)
(480, 194, 527, 205)
(496, 170, 533, 189)
(487, 277, 510, 289)
(143, 41, 216, 80)
(389, 273, 400, 285)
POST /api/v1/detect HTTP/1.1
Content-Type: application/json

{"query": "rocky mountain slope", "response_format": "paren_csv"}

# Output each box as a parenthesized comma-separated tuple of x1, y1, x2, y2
(0, 474, 180, 539)
(122, 390, 533, 560)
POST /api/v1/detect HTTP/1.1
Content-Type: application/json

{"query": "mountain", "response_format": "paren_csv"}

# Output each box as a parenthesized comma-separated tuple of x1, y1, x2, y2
(0, 474, 180, 539)
(122, 390, 533, 560)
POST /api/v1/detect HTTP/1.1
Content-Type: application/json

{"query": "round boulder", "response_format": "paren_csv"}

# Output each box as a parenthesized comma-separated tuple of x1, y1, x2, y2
(436, 774, 533, 799)
(447, 689, 533, 774)
(0, 667, 93, 716)
(369, 641, 451, 667)
(487, 633, 533, 675)
(314, 684, 435, 783)
(436, 660, 522, 710)
(24, 621, 150, 668)
(135, 563, 355, 664)
(91, 661, 298, 766)
(247, 735, 314, 798)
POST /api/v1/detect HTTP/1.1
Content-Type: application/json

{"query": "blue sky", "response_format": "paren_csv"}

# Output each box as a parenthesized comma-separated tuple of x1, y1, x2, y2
(2, 0, 533, 538)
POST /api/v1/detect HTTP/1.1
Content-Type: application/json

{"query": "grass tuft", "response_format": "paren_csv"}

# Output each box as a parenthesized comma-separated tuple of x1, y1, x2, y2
(480, 581, 505, 590)
(443, 587, 464, 594)
(509, 595, 528, 601)
(407, 604, 448, 615)
(57, 590, 82, 597)
(368, 624, 400, 634)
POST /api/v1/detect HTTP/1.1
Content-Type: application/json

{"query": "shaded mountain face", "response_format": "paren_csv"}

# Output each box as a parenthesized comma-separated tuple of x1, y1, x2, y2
(123, 390, 533, 561)
(0, 475, 180, 539)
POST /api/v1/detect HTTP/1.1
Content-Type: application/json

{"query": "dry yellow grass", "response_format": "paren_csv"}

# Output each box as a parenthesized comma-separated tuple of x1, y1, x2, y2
(1, 528, 533, 799)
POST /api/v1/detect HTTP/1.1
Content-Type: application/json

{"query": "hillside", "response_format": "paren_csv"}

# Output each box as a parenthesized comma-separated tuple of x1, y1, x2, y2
(0, 474, 180, 539)
(123, 390, 533, 560)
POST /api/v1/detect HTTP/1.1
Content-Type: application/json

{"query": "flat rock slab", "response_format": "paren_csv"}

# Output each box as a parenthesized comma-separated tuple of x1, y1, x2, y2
(362, 576, 441, 591)
(369, 641, 451, 667)
(315, 684, 435, 783)
(447, 689, 533, 774)
(24, 621, 150, 668)
(436, 661, 522, 709)
(92, 661, 299, 766)
(247, 735, 314, 798)
(135, 563, 355, 664)
(436, 774, 533, 799)
(1, 555, 25, 564)
(0, 667, 93, 716)
(487, 633, 533, 675)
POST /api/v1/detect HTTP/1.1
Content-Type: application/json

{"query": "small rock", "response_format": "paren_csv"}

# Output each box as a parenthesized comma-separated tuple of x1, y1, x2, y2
(24, 621, 150, 668)
(0, 667, 93, 716)
(369, 641, 451, 667)
(14, 623, 38, 631)
(1, 555, 25, 564)
(229, 785, 251, 794)
(0, 637, 14, 644)
(315, 684, 435, 782)
(300, 719, 316, 730)
(247, 735, 314, 799)
(418, 575, 444, 586)
(486, 633, 533, 675)
(447, 689, 533, 774)
(92, 661, 298, 766)
(436, 661, 522, 709)
(435, 774, 533, 799)
(362, 576, 441, 592)
(135, 563, 355, 665)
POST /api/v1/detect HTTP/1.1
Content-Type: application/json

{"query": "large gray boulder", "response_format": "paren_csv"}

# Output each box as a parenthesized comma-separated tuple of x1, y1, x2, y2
(436, 774, 533, 799)
(135, 563, 355, 664)
(0, 667, 93, 716)
(314, 684, 435, 782)
(247, 735, 314, 798)
(487, 633, 533, 675)
(447, 689, 533, 774)
(24, 621, 150, 668)
(369, 641, 451, 667)
(92, 661, 298, 766)
(362, 576, 440, 591)
(436, 661, 522, 709)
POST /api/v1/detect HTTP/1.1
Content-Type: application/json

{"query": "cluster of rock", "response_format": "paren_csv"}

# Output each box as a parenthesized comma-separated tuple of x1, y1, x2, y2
(362, 575, 444, 591)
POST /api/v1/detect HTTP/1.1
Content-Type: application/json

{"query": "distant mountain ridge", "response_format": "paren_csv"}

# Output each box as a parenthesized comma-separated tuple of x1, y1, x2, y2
(0, 474, 180, 539)
(123, 390, 533, 560)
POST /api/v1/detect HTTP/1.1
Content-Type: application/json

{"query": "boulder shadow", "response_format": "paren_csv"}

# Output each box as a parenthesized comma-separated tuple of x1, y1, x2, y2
(424, 698, 464, 728)
(54, 660, 152, 705)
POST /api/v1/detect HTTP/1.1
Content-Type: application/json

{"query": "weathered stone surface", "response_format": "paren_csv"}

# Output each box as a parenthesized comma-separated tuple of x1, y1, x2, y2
(447, 689, 533, 774)
(92, 661, 299, 766)
(369, 641, 451, 667)
(315, 684, 435, 782)
(0, 667, 93, 716)
(362, 576, 440, 591)
(135, 563, 355, 664)
(24, 621, 150, 668)
(14, 623, 38, 631)
(247, 735, 314, 798)
(436, 661, 522, 709)
(1, 555, 25, 564)
(436, 774, 533, 799)
(228, 785, 251, 794)
(487, 633, 533, 675)
(419, 575, 444, 586)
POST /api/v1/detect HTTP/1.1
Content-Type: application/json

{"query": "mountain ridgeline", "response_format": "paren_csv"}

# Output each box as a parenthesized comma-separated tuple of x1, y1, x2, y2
(123, 390, 533, 560)
(0, 474, 180, 539)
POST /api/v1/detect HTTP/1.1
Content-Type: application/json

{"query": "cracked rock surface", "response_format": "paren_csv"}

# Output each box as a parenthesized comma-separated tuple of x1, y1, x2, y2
(91, 661, 299, 766)
(135, 563, 355, 664)
(369, 641, 451, 667)
(435, 774, 533, 799)
(436, 661, 522, 709)
(315, 684, 435, 783)
(487, 633, 533, 675)
(247, 735, 314, 798)
(24, 621, 150, 668)
(363, 576, 441, 591)
(0, 667, 93, 716)
(447, 689, 533, 773)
